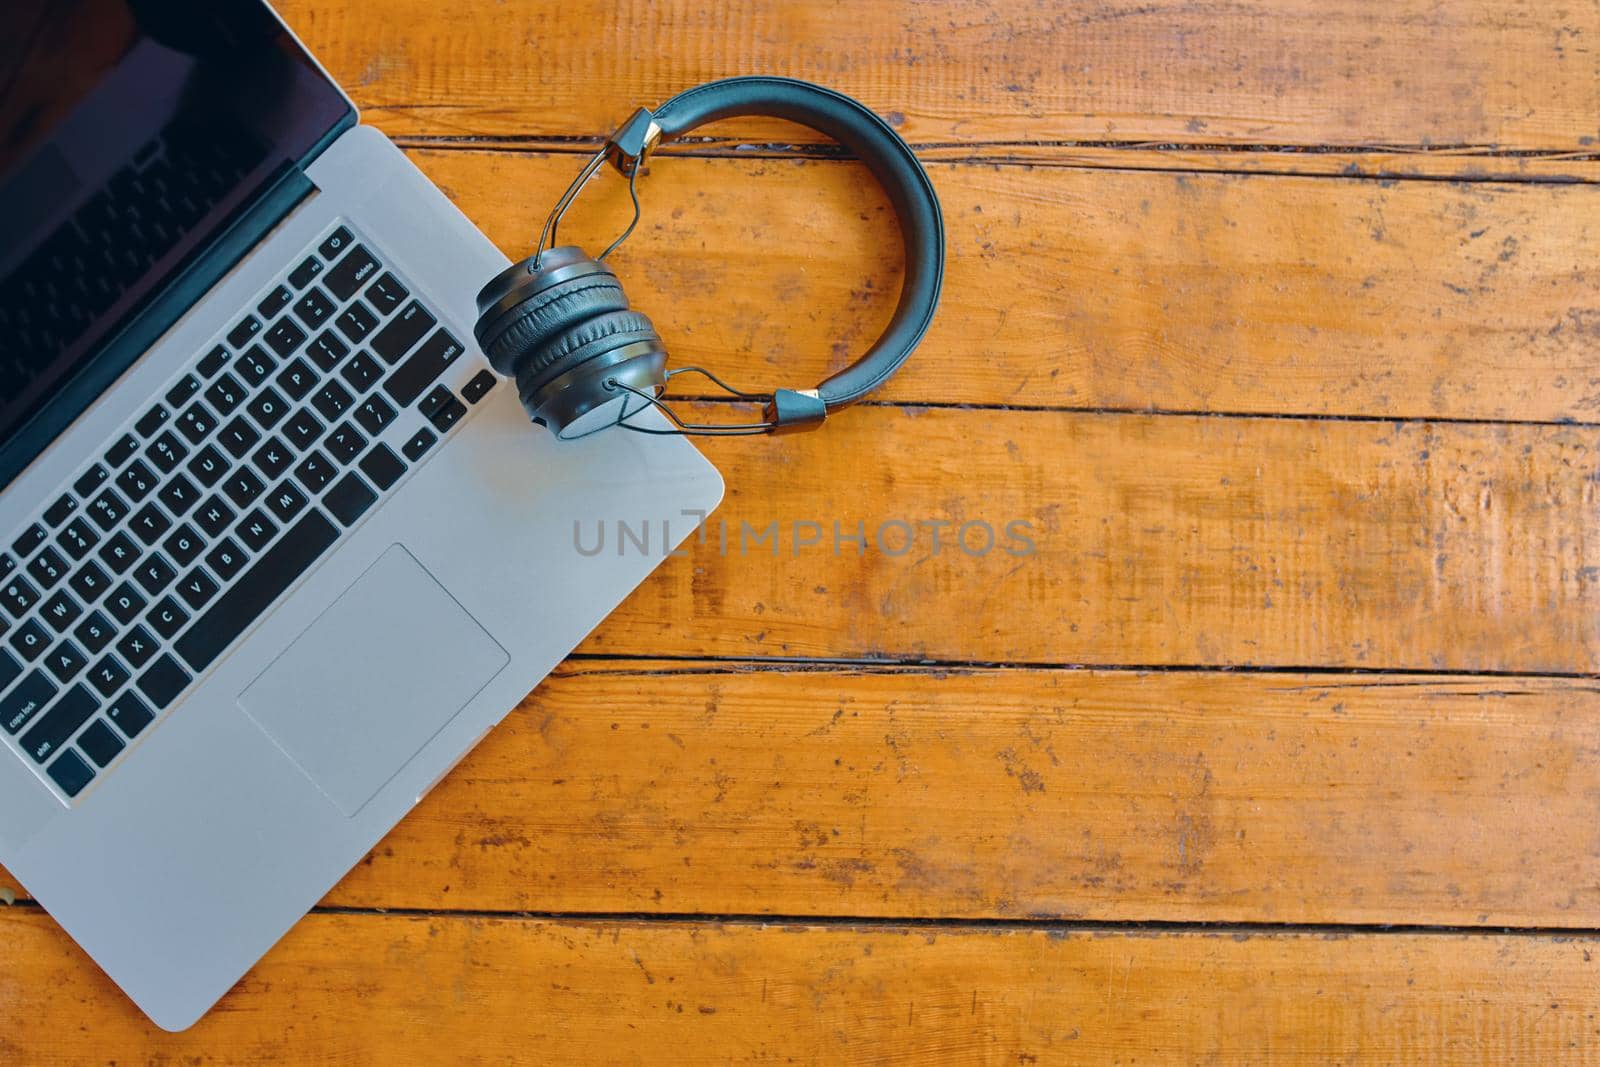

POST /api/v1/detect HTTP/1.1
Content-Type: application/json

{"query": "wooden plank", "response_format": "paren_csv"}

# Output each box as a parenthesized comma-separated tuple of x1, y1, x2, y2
(273, 0, 1600, 154)
(3, 910, 1596, 1059)
(560, 406, 1600, 672)
(408, 149, 1600, 421)
(334, 666, 1600, 926)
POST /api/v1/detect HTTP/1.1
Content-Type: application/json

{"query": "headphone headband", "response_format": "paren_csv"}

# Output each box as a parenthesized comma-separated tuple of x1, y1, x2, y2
(475, 77, 945, 438)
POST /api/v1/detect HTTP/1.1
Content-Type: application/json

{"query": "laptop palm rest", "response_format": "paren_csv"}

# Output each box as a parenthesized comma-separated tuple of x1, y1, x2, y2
(237, 544, 509, 817)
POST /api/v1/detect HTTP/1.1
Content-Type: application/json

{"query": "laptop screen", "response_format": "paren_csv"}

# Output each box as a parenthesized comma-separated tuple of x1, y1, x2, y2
(0, 0, 352, 479)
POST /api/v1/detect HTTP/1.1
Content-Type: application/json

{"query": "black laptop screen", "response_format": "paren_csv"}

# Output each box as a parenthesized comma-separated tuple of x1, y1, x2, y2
(0, 0, 352, 469)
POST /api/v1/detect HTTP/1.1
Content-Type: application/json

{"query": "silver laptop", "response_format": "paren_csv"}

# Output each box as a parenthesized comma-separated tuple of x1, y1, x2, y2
(0, 0, 721, 1029)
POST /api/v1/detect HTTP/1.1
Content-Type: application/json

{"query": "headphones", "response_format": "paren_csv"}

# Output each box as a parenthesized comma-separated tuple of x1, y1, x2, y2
(472, 76, 946, 439)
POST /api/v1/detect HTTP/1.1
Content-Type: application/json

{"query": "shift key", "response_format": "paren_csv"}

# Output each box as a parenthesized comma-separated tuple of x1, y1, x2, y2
(20, 683, 97, 763)
(383, 329, 463, 407)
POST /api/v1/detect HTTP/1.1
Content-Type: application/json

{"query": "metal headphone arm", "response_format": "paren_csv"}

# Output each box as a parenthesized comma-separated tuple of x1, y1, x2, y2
(533, 109, 829, 437)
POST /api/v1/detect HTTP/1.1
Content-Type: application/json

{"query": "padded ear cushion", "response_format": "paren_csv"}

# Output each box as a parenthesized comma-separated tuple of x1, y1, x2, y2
(482, 275, 629, 376)
(520, 308, 660, 395)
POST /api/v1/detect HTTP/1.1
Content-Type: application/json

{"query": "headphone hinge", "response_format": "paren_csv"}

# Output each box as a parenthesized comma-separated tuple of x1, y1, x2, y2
(763, 388, 828, 433)
(604, 108, 662, 176)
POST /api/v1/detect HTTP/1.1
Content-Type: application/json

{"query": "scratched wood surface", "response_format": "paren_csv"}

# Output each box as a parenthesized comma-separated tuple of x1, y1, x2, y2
(4, 0, 1599, 1058)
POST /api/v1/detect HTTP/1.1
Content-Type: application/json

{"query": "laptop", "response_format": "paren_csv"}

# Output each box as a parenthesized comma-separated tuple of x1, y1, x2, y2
(0, 0, 722, 1030)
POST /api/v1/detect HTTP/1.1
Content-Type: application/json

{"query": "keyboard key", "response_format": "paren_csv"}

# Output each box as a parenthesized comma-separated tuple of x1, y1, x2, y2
(312, 380, 354, 421)
(257, 284, 292, 320)
(0, 648, 20, 692)
(56, 519, 98, 560)
(325, 422, 366, 465)
(177, 568, 220, 610)
(325, 244, 379, 300)
(265, 481, 308, 523)
(43, 640, 88, 684)
(134, 404, 169, 438)
(293, 450, 336, 492)
(98, 531, 140, 574)
(237, 345, 277, 387)
(227, 315, 262, 349)
(145, 430, 188, 473)
(147, 596, 190, 639)
(2, 575, 40, 617)
(163, 524, 204, 567)
(67, 561, 110, 604)
(175, 511, 338, 673)
(117, 625, 158, 669)
(107, 692, 155, 738)
(318, 225, 353, 260)
(165, 373, 201, 409)
(9, 619, 49, 661)
(130, 503, 171, 545)
(88, 656, 130, 698)
(116, 458, 158, 502)
(354, 393, 397, 436)
(43, 494, 76, 527)
(206, 539, 249, 583)
(370, 301, 436, 364)
(22, 683, 96, 762)
(308, 330, 349, 372)
(73, 611, 115, 655)
(223, 467, 265, 508)
(340, 351, 384, 393)
(358, 444, 407, 492)
(47, 749, 95, 797)
(294, 287, 335, 329)
(176, 401, 218, 444)
(288, 255, 324, 289)
(41, 590, 82, 632)
(104, 433, 140, 468)
(366, 272, 409, 316)
(0, 553, 12, 577)
(277, 358, 319, 403)
(158, 473, 201, 517)
(324, 473, 377, 526)
(196, 345, 229, 379)
(106, 582, 148, 625)
(27, 547, 67, 589)
(420, 384, 466, 433)
(247, 386, 289, 430)
(462, 369, 497, 404)
(336, 300, 378, 343)
(134, 554, 177, 596)
(1, 670, 56, 733)
(253, 437, 294, 480)
(401, 427, 437, 461)
(205, 372, 246, 415)
(283, 403, 323, 447)
(78, 720, 126, 767)
(12, 524, 47, 559)
(194, 496, 237, 539)
(187, 443, 229, 487)
(137, 655, 191, 709)
(265, 317, 308, 358)
(219, 415, 261, 458)
(237, 509, 278, 552)
(74, 464, 109, 497)
(88, 489, 129, 531)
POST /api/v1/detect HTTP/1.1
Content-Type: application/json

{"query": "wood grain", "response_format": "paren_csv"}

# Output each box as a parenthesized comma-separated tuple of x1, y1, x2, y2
(273, 0, 1600, 155)
(552, 405, 1600, 672)
(338, 665, 1600, 926)
(3, 910, 1596, 1062)
(408, 149, 1600, 422)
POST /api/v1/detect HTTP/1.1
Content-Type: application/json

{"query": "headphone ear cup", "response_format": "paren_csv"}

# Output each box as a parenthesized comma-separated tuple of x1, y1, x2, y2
(520, 308, 660, 397)
(480, 276, 629, 377)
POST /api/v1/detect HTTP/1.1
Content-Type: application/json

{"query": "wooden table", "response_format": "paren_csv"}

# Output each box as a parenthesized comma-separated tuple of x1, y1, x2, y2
(5, 1, 1600, 1060)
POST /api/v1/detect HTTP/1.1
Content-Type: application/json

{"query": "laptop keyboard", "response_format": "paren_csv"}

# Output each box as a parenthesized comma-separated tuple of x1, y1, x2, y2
(0, 223, 498, 802)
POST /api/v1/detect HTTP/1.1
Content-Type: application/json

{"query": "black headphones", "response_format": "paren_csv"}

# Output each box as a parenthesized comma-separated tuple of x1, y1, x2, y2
(472, 76, 945, 439)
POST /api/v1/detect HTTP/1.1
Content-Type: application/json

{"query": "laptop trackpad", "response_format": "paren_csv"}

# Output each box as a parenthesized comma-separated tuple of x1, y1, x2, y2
(238, 545, 509, 817)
